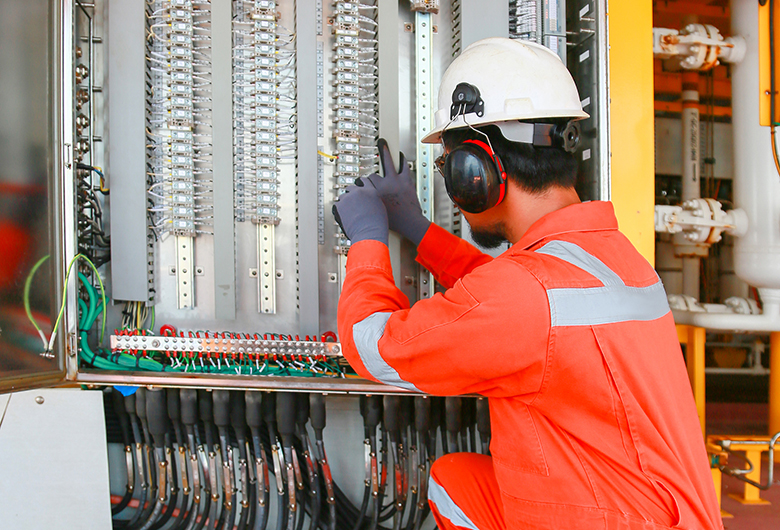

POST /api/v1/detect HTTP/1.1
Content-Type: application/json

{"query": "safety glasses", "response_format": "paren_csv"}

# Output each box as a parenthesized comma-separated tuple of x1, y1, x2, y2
(434, 153, 446, 177)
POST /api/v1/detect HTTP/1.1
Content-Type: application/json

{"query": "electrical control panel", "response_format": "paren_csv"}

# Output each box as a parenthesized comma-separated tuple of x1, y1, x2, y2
(0, 0, 608, 394)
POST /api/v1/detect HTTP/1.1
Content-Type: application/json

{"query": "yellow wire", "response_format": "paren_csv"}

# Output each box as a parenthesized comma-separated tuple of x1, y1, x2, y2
(23, 255, 51, 349)
(317, 150, 338, 160)
(47, 253, 107, 352)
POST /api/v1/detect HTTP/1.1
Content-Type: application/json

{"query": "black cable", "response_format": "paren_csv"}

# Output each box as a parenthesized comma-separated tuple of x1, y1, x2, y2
(112, 392, 433, 530)
(429, 398, 443, 460)
(309, 394, 336, 530)
(148, 438, 179, 530)
(276, 393, 299, 530)
(231, 391, 251, 530)
(264, 392, 288, 530)
(132, 389, 159, 530)
(463, 398, 476, 454)
(401, 432, 418, 530)
(213, 391, 236, 530)
(408, 396, 431, 530)
(181, 389, 208, 530)
(241, 392, 390, 530)
(246, 392, 270, 530)
(351, 396, 375, 530)
(294, 393, 318, 530)
(214, 476, 229, 530)
(368, 428, 389, 530)
(444, 398, 461, 454)
(199, 390, 222, 530)
(476, 397, 491, 455)
(117, 393, 147, 530)
(112, 389, 135, 517)
(167, 389, 192, 530)
(147, 397, 183, 530)
(382, 396, 404, 530)
(140, 389, 169, 530)
(189, 430, 212, 530)
(397, 399, 413, 529)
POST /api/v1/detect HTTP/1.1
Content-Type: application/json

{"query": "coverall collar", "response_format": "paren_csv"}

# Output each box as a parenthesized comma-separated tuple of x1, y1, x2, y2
(513, 201, 618, 252)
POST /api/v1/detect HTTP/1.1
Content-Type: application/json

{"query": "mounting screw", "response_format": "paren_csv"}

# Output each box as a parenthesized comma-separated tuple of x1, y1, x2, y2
(275, 270, 284, 279)
(195, 267, 204, 276)
(404, 23, 414, 32)
(249, 268, 258, 277)
(35, 396, 44, 405)
(169, 266, 176, 275)
(328, 273, 338, 283)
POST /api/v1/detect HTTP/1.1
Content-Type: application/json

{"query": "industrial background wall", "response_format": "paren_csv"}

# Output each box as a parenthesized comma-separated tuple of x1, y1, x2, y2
(3, 0, 780, 528)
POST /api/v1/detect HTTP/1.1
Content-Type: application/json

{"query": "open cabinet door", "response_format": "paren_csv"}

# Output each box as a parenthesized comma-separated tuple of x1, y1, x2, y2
(0, 0, 73, 393)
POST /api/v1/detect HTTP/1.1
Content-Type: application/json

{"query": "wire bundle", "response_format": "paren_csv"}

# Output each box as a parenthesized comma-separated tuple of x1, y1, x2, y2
(76, 163, 111, 269)
(331, 0, 380, 254)
(107, 390, 477, 530)
(146, 0, 215, 240)
(232, 0, 297, 225)
(23, 253, 106, 356)
(508, 0, 541, 44)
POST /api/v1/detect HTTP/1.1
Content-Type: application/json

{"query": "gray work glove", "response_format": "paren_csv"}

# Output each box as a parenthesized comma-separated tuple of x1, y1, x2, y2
(362, 138, 431, 246)
(332, 182, 389, 246)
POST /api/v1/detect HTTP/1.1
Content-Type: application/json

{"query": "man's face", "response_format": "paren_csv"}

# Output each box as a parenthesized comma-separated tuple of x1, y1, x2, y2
(439, 141, 510, 249)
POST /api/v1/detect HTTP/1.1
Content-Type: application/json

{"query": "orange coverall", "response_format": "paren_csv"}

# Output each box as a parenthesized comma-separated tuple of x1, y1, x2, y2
(338, 201, 722, 530)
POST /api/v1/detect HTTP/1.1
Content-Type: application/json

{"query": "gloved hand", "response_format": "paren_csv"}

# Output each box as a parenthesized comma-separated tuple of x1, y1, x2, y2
(361, 138, 431, 246)
(332, 182, 389, 246)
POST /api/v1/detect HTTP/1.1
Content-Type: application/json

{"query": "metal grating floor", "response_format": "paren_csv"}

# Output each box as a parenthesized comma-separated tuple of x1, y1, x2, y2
(708, 402, 780, 529)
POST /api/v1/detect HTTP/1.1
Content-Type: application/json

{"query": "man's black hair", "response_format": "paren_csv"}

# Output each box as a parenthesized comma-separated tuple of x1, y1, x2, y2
(441, 123, 578, 193)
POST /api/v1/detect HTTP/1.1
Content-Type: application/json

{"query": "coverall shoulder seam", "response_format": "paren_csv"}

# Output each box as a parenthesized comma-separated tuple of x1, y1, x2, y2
(500, 257, 553, 402)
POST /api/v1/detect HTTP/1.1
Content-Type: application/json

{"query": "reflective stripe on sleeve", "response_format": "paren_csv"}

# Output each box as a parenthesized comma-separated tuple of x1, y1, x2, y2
(427, 476, 480, 530)
(352, 312, 422, 392)
(536, 240, 670, 327)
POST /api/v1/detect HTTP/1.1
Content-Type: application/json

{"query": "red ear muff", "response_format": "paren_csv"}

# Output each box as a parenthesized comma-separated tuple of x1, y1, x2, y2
(441, 139, 507, 214)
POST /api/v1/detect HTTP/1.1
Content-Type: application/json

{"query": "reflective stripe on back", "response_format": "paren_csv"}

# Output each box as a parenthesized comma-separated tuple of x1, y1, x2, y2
(352, 312, 422, 392)
(535, 241, 670, 327)
(428, 476, 480, 530)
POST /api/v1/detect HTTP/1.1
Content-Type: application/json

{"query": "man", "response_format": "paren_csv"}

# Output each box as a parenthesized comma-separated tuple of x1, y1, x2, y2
(334, 38, 721, 530)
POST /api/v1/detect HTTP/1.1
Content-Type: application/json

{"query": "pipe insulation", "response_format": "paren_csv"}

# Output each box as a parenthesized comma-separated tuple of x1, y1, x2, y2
(732, 0, 780, 290)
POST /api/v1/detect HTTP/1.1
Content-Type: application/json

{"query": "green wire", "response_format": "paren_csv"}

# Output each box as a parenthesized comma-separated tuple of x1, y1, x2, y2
(23, 255, 51, 349)
(78, 272, 98, 326)
(48, 253, 107, 351)
(23, 252, 109, 355)
(77, 298, 88, 330)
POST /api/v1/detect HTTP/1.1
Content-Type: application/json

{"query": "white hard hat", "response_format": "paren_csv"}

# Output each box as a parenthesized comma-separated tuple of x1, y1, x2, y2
(421, 37, 589, 144)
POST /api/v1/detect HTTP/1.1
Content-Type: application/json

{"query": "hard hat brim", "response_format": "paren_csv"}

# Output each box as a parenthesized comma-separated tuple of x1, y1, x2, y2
(421, 110, 590, 144)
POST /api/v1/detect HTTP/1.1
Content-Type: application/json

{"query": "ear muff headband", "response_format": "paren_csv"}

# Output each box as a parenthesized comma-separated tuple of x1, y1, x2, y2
(441, 139, 508, 214)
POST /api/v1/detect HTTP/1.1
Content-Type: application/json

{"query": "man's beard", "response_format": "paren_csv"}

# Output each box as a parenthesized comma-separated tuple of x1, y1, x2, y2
(470, 222, 508, 249)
